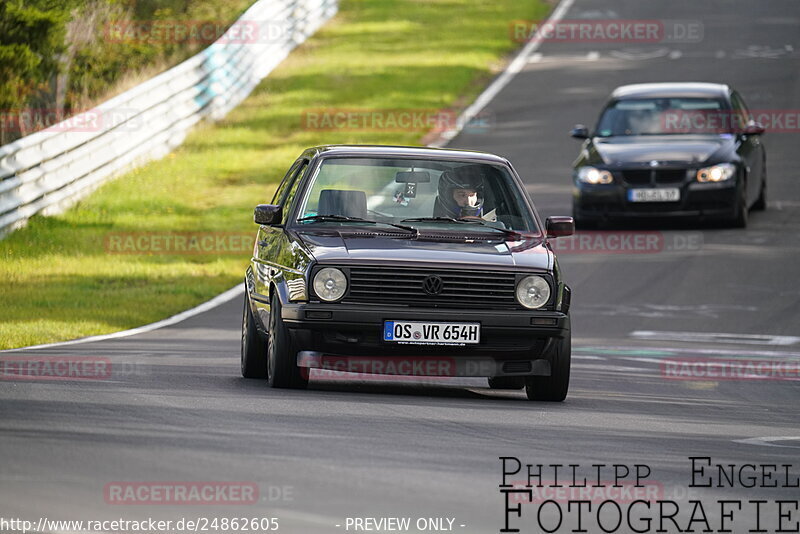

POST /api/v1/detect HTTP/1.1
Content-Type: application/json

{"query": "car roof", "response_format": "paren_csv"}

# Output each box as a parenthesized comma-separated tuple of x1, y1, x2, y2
(302, 145, 509, 164)
(611, 83, 730, 100)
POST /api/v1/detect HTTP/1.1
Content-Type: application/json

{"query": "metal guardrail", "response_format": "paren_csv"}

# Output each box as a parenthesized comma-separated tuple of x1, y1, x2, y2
(0, 0, 337, 237)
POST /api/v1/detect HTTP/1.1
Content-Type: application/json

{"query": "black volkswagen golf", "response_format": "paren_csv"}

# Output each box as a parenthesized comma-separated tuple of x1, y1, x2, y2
(571, 83, 767, 228)
(241, 145, 575, 401)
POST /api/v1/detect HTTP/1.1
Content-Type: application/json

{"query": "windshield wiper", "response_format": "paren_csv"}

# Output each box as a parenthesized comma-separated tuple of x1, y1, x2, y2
(298, 215, 418, 235)
(401, 216, 523, 239)
(459, 219, 523, 239)
(298, 214, 368, 223)
(400, 216, 468, 224)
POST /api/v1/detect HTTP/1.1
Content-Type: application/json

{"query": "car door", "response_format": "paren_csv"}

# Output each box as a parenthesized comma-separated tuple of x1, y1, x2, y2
(253, 159, 309, 299)
(731, 91, 764, 204)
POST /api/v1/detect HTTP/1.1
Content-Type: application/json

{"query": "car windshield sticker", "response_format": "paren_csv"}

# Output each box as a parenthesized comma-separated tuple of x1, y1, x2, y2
(394, 190, 410, 206)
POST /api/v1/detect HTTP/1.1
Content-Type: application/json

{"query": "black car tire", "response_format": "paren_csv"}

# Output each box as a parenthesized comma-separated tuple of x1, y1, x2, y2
(752, 170, 767, 212)
(525, 333, 571, 402)
(488, 377, 525, 390)
(267, 292, 308, 389)
(241, 291, 267, 379)
(730, 183, 749, 228)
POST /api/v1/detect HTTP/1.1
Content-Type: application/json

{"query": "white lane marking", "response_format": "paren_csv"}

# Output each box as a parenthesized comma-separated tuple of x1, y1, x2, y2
(573, 355, 606, 361)
(630, 331, 800, 346)
(527, 52, 543, 63)
(586, 51, 600, 61)
(577, 364, 650, 373)
(733, 437, 800, 449)
(579, 303, 759, 320)
(733, 45, 790, 59)
(429, 0, 576, 146)
(609, 48, 670, 60)
(0, 284, 244, 352)
(668, 50, 682, 59)
(578, 344, 800, 359)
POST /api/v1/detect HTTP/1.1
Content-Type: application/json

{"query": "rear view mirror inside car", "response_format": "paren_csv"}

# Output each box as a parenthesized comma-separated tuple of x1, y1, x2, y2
(395, 170, 430, 183)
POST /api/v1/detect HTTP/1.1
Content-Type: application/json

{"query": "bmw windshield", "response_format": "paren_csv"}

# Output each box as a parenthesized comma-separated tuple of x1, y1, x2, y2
(595, 97, 734, 136)
(294, 157, 540, 235)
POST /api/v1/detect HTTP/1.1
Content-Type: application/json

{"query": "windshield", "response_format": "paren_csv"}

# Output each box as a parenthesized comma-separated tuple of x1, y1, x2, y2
(596, 97, 733, 136)
(295, 157, 539, 234)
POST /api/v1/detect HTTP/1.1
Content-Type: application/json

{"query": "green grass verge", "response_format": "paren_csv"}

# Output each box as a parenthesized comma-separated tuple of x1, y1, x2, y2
(0, 0, 550, 349)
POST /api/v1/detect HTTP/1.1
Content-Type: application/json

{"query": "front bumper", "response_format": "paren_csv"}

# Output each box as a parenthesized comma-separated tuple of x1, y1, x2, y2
(269, 302, 570, 378)
(574, 180, 738, 220)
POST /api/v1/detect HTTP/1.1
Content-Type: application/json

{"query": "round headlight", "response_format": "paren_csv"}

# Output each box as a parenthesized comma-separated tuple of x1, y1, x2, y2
(313, 268, 347, 302)
(516, 275, 551, 309)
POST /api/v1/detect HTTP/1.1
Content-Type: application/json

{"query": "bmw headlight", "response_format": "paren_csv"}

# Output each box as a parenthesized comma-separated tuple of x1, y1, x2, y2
(313, 268, 347, 302)
(577, 166, 614, 184)
(696, 163, 736, 183)
(516, 275, 551, 309)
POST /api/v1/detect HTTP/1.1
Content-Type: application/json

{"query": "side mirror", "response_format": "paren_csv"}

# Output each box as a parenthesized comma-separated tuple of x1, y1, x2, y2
(254, 204, 282, 225)
(570, 125, 589, 139)
(546, 216, 575, 238)
(743, 122, 765, 136)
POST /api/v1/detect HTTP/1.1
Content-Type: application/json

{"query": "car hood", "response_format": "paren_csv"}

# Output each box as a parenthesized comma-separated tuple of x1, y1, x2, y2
(297, 231, 552, 271)
(590, 135, 735, 165)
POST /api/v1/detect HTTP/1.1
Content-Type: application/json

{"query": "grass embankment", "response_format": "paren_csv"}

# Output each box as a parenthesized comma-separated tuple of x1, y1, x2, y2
(0, 0, 550, 349)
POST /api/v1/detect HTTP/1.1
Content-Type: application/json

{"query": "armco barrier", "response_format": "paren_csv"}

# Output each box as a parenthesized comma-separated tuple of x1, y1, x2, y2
(0, 0, 337, 237)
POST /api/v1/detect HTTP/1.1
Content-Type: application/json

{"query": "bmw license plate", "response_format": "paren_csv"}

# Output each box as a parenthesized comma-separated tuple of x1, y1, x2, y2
(383, 321, 480, 345)
(628, 188, 680, 202)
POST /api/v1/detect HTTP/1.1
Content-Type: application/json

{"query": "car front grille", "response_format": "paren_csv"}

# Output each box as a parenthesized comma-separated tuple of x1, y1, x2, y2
(343, 266, 520, 309)
(621, 169, 688, 185)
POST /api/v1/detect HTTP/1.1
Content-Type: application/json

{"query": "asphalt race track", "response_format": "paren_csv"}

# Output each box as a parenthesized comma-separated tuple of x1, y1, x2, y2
(1, 1, 799, 533)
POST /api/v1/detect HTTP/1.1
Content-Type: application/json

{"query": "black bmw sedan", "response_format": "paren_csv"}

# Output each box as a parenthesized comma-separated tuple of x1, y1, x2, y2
(241, 145, 575, 401)
(570, 83, 767, 228)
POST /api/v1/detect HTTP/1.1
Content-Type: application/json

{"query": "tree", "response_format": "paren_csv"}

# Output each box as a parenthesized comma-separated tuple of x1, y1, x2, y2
(0, 0, 68, 142)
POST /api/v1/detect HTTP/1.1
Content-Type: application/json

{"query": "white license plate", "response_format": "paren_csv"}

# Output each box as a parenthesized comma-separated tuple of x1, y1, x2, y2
(628, 188, 680, 202)
(383, 321, 480, 345)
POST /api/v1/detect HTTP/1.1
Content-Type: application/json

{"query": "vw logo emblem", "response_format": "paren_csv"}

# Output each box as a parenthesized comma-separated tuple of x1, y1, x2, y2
(649, 160, 660, 167)
(422, 275, 443, 295)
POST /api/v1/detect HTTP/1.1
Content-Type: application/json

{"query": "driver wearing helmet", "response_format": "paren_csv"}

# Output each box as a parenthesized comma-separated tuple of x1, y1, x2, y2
(433, 165, 486, 218)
